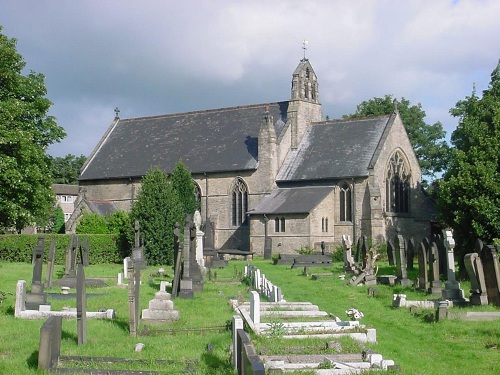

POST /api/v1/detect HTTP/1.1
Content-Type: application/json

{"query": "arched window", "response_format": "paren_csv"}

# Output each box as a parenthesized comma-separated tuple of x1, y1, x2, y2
(231, 178, 248, 226)
(194, 182, 201, 205)
(386, 151, 410, 213)
(339, 183, 352, 221)
(280, 217, 286, 232)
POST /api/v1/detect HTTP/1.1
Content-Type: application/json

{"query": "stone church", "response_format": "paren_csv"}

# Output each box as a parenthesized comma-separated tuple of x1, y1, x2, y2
(71, 58, 435, 254)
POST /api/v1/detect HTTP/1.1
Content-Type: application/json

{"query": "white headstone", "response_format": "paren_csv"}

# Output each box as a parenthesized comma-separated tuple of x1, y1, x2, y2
(250, 291, 260, 325)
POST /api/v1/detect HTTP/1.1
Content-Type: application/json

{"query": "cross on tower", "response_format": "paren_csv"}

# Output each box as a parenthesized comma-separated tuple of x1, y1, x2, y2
(302, 40, 308, 60)
(114, 107, 120, 119)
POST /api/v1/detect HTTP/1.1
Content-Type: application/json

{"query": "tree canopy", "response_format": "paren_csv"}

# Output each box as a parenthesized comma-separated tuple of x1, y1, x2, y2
(130, 168, 183, 265)
(48, 154, 87, 184)
(436, 60, 500, 277)
(170, 160, 200, 218)
(343, 95, 450, 182)
(0, 27, 66, 230)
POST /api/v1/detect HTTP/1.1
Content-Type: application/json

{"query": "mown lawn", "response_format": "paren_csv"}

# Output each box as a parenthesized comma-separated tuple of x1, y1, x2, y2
(0, 258, 499, 374)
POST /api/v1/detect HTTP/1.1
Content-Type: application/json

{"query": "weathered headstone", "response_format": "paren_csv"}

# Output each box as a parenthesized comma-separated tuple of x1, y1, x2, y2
(66, 234, 78, 277)
(416, 241, 428, 291)
(179, 215, 195, 299)
(464, 252, 488, 306)
(172, 222, 182, 299)
(479, 241, 500, 307)
(394, 235, 409, 286)
(82, 236, 90, 267)
(361, 235, 368, 269)
(427, 242, 442, 295)
(441, 231, 465, 301)
(45, 239, 56, 288)
(26, 237, 48, 310)
(386, 240, 395, 266)
(76, 264, 87, 345)
(406, 237, 415, 270)
(263, 215, 272, 260)
(342, 235, 355, 272)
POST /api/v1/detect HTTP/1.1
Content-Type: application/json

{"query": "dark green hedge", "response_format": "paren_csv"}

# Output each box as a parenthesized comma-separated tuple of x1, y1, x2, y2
(0, 234, 129, 265)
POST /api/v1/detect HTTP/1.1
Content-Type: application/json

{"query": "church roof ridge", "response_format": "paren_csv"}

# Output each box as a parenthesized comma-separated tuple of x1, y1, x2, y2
(120, 102, 287, 122)
(312, 114, 391, 125)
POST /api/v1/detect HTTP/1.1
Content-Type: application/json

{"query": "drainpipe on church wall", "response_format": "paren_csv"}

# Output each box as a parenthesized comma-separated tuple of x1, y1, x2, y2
(204, 173, 208, 224)
(351, 178, 356, 241)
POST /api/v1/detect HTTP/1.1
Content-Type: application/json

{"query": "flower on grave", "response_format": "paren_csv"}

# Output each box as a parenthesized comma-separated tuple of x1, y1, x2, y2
(345, 308, 364, 320)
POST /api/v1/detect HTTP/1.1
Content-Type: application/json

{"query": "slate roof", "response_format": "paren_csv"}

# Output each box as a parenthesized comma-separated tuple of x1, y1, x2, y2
(86, 200, 118, 216)
(79, 102, 289, 181)
(276, 115, 392, 182)
(248, 186, 334, 215)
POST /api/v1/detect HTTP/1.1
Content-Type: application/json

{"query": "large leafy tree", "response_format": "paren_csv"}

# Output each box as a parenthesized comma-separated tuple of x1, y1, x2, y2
(48, 154, 87, 184)
(130, 168, 183, 265)
(0, 27, 66, 230)
(437, 60, 500, 278)
(170, 160, 200, 218)
(343, 95, 450, 182)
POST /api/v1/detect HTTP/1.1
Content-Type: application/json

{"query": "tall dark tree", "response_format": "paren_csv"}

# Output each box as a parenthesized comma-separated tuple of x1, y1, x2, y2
(437, 60, 500, 278)
(0, 27, 66, 230)
(48, 154, 87, 184)
(170, 160, 200, 218)
(130, 168, 183, 265)
(343, 95, 450, 182)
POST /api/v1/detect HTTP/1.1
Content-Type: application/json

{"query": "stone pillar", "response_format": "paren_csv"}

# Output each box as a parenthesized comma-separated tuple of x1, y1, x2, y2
(442, 231, 465, 301)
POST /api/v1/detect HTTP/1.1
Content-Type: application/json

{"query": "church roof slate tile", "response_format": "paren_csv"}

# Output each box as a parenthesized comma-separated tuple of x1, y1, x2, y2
(79, 102, 289, 180)
(247, 186, 334, 214)
(276, 115, 391, 181)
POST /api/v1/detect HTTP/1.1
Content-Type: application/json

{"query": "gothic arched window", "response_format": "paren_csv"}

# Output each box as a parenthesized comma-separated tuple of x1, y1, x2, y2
(339, 182, 352, 222)
(386, 151, 410, 213)
(231, 178, 248, 226)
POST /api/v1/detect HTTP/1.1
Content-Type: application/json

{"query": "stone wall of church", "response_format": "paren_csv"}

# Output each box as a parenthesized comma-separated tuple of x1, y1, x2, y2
(371, 114, 432, 243)
(249, 213, 310, 255)
(79, 179, 138, 212)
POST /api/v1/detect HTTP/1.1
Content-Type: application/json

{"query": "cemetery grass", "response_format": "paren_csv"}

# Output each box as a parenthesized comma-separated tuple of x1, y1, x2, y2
(1, 260, 499, 374)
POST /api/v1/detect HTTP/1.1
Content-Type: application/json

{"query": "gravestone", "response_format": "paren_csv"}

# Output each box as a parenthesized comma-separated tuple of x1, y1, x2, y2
(434, 231, 447, 276)
(26, 237, 48, 310)
(179, 215, 195, 299)
(171, 222, 182, 298)
(128, 220, 146, 337)
(427, 242, 442, 295)
(82, 236, 90, 267)
(386, 240, 395, 266)
(441, 231, 465, 301)
(142, 282, 179, 323)
(406, 237, 415, 270)
(66, 234, 78, 277)
(354, 237, 362, 264)
(193, 210, 205, 271)
(76, 264, 87, 345)
(204, 218, 215, 250)
(464, 252, 488, 305)
(479, 241, 500, 307)
(45, 239, 56, 288)
(416, 241, 428, 291)
(361, 236, 368, 269)
(394, 235, 410, 286)
(342, 235, 355, 272)
(263, 216, 272, 260)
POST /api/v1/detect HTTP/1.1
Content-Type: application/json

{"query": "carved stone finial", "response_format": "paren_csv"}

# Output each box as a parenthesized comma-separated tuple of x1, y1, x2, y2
(114, 107, 120, 120)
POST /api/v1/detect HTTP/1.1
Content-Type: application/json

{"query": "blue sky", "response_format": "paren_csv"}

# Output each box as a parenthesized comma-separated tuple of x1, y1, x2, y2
(1, 0, 499, 157)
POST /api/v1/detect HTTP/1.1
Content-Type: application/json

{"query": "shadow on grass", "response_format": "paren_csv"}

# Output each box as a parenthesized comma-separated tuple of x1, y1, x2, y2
(200, 351, 233, 374)
(26, 350, 38, 369)
(106, 316, 131, 333)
